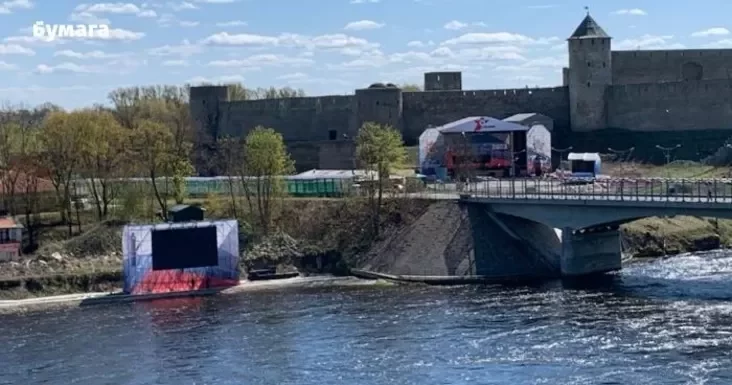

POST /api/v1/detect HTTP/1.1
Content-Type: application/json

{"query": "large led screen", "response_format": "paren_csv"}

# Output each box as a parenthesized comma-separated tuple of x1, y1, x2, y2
(151, 226, 218, 270)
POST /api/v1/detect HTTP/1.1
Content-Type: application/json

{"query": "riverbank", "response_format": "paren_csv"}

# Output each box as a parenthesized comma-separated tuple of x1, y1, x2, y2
(1, 199, 730, 299)
(0, 276, 391, 313)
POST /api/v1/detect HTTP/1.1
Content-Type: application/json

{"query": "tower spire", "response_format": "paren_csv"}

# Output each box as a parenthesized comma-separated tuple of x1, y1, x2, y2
(585, 6, 589, 16)
(568, 12, 610, 39)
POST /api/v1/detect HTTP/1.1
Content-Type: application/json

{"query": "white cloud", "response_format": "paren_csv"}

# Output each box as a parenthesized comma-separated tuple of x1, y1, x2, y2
(148, 40, 203, 56)
(4, 35, 63, 46)
(4, 28, 142, 45)
(612, 9, 647, 16)
(169, 1, 197, 11)
(35, 62, 96, 74)
(69, 11, 111, 24)
(615, 34, 684, 50)
(53, 49, 124, 59)
(217, 20, 246, 27)
(277, 72, 308, 80)
(200, 32, 379, 51)
(0, 44, 34, 55)
(161, 59, 189, 66)
(138, 9, 157, 17)
(442, 32, 536, 45)
(344, 20, 384, 30)
(691, 28, 730, 37)
(444, 20, 487, 30)
(0, 0, 33, 14)
(444, 20, 467, 30)
(309, 34, 378, 49)
(407, 40, 434, 48)
(0, 61, 16, 70)
(99, 28, 145, 41)
(179, 20, 199, 27)
(208, 54, 314, 68)
(73, 2, 156, 18)
(702, 39, 732, 48)
(187, 74, 246, 85)
(327, 41, 529, 72)
(201, 32, 279, 46)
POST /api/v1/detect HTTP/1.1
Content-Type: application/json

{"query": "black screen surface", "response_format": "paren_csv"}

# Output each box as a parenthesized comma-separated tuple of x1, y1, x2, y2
(151, 226, 218, 270)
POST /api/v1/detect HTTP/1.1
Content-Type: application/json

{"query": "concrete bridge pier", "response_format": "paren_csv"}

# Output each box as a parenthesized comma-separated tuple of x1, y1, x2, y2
(466, 203, 621, 280)
(560, 226, 622, 276)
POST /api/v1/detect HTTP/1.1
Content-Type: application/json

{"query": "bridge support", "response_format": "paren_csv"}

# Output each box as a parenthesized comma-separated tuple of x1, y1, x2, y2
(467, 203, 621, 280)
(467, 205, 560, 279)
(560, 226, 622, 276)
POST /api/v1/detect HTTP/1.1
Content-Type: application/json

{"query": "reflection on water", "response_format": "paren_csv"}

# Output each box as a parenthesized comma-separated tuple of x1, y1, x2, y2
(3, 252, 732, 384)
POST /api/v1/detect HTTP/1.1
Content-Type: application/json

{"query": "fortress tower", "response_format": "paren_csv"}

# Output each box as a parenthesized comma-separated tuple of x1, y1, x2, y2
(424, 72, 462, 91)
(567, 13, 612, 131)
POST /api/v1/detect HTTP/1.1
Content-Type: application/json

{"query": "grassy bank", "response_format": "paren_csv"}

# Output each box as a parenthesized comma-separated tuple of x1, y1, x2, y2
(0, 197, 431, 299)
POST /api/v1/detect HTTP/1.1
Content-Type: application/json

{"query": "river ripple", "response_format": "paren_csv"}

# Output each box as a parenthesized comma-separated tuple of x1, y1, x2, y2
(3, 251, 732, 384)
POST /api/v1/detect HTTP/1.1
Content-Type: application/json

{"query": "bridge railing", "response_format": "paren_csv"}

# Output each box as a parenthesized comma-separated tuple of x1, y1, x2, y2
(454, 178, 732, 203)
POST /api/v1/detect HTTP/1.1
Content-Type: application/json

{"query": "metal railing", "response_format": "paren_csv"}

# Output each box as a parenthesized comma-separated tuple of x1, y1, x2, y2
(453, 177, 732, 203)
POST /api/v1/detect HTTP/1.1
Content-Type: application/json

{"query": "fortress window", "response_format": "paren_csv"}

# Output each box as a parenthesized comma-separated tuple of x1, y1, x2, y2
(587, 62, 591, 67)
(329, 130, 337, 140)
(587, 82, 591, 87)
(603, 62, 606, 68)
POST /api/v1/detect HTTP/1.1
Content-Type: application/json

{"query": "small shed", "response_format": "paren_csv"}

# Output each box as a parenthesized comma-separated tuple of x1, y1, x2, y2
(0, 216, 23, 261)
(568, 152, 602, 178)
(167, 204, 205, 222)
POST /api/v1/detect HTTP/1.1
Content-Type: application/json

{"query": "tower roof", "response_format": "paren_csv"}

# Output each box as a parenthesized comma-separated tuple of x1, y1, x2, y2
(569, 14, 610, 40)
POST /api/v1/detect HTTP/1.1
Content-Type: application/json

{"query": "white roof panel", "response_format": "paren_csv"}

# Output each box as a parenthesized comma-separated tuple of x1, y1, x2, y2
(289, 169, 376, 180)
(567, 152, 601, 161)
(437, 116, 528, 133)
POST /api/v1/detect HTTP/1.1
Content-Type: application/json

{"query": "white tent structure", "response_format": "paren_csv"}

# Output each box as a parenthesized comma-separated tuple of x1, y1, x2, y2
(418, 114, 553, 179)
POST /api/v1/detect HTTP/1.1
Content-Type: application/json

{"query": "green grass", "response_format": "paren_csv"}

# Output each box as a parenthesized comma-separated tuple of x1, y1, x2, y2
(622, 216, 732, 257)
(604, 161, 730, 179)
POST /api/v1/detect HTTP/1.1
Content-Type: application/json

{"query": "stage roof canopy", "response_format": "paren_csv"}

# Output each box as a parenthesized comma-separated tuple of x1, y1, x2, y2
(436, 116, 529, 134)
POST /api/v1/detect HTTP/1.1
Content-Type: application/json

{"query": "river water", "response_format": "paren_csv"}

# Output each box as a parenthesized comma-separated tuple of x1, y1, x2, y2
(3, 252, 732, 385)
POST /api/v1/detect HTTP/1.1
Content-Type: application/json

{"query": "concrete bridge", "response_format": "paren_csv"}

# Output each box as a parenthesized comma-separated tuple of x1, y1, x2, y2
(415, 178, 732, 280)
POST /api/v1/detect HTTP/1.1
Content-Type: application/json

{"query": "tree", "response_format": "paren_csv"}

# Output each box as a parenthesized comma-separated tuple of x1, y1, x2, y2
(17, 131, 42, 250)
(356, 122, 406, 236)
(171, 157, 194, 204)
(0, 104, 49, 215)
(39, 111, 90, 237)
(400, 83, 422, 92)
(80, 110, 130, 220)
(133, 119, 176, 220)
(215, 136, 245, 218)
(243, 127, 294, 234)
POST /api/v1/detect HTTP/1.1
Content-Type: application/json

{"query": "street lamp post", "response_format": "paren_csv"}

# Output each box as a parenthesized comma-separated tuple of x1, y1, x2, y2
(656, 144, 681, 180)
(655, 144, 681, 166)
(551, 146, 573, 172)
(607, 147, 635, 162)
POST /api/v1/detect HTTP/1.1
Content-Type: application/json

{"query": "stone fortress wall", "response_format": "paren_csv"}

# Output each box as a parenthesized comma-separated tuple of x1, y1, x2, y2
(189, 14, 732, 170)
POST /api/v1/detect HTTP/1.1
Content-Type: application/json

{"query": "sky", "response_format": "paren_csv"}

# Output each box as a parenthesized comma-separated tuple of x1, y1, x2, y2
(0, 0, 731, 108)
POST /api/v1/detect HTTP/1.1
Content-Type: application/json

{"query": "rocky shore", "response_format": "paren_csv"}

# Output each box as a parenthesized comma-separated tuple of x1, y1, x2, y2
(1, 199, 730, 299)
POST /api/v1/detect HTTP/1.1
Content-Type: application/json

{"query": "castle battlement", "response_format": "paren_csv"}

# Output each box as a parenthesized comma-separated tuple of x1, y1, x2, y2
(189, 13, 732, 172)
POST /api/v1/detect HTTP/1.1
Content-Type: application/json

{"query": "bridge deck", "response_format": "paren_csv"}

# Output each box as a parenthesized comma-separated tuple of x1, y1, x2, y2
(409, 178, 732, 206)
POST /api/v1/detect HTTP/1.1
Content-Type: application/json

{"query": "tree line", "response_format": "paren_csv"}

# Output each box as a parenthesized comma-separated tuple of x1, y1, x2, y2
(0, 83, 407, 247)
